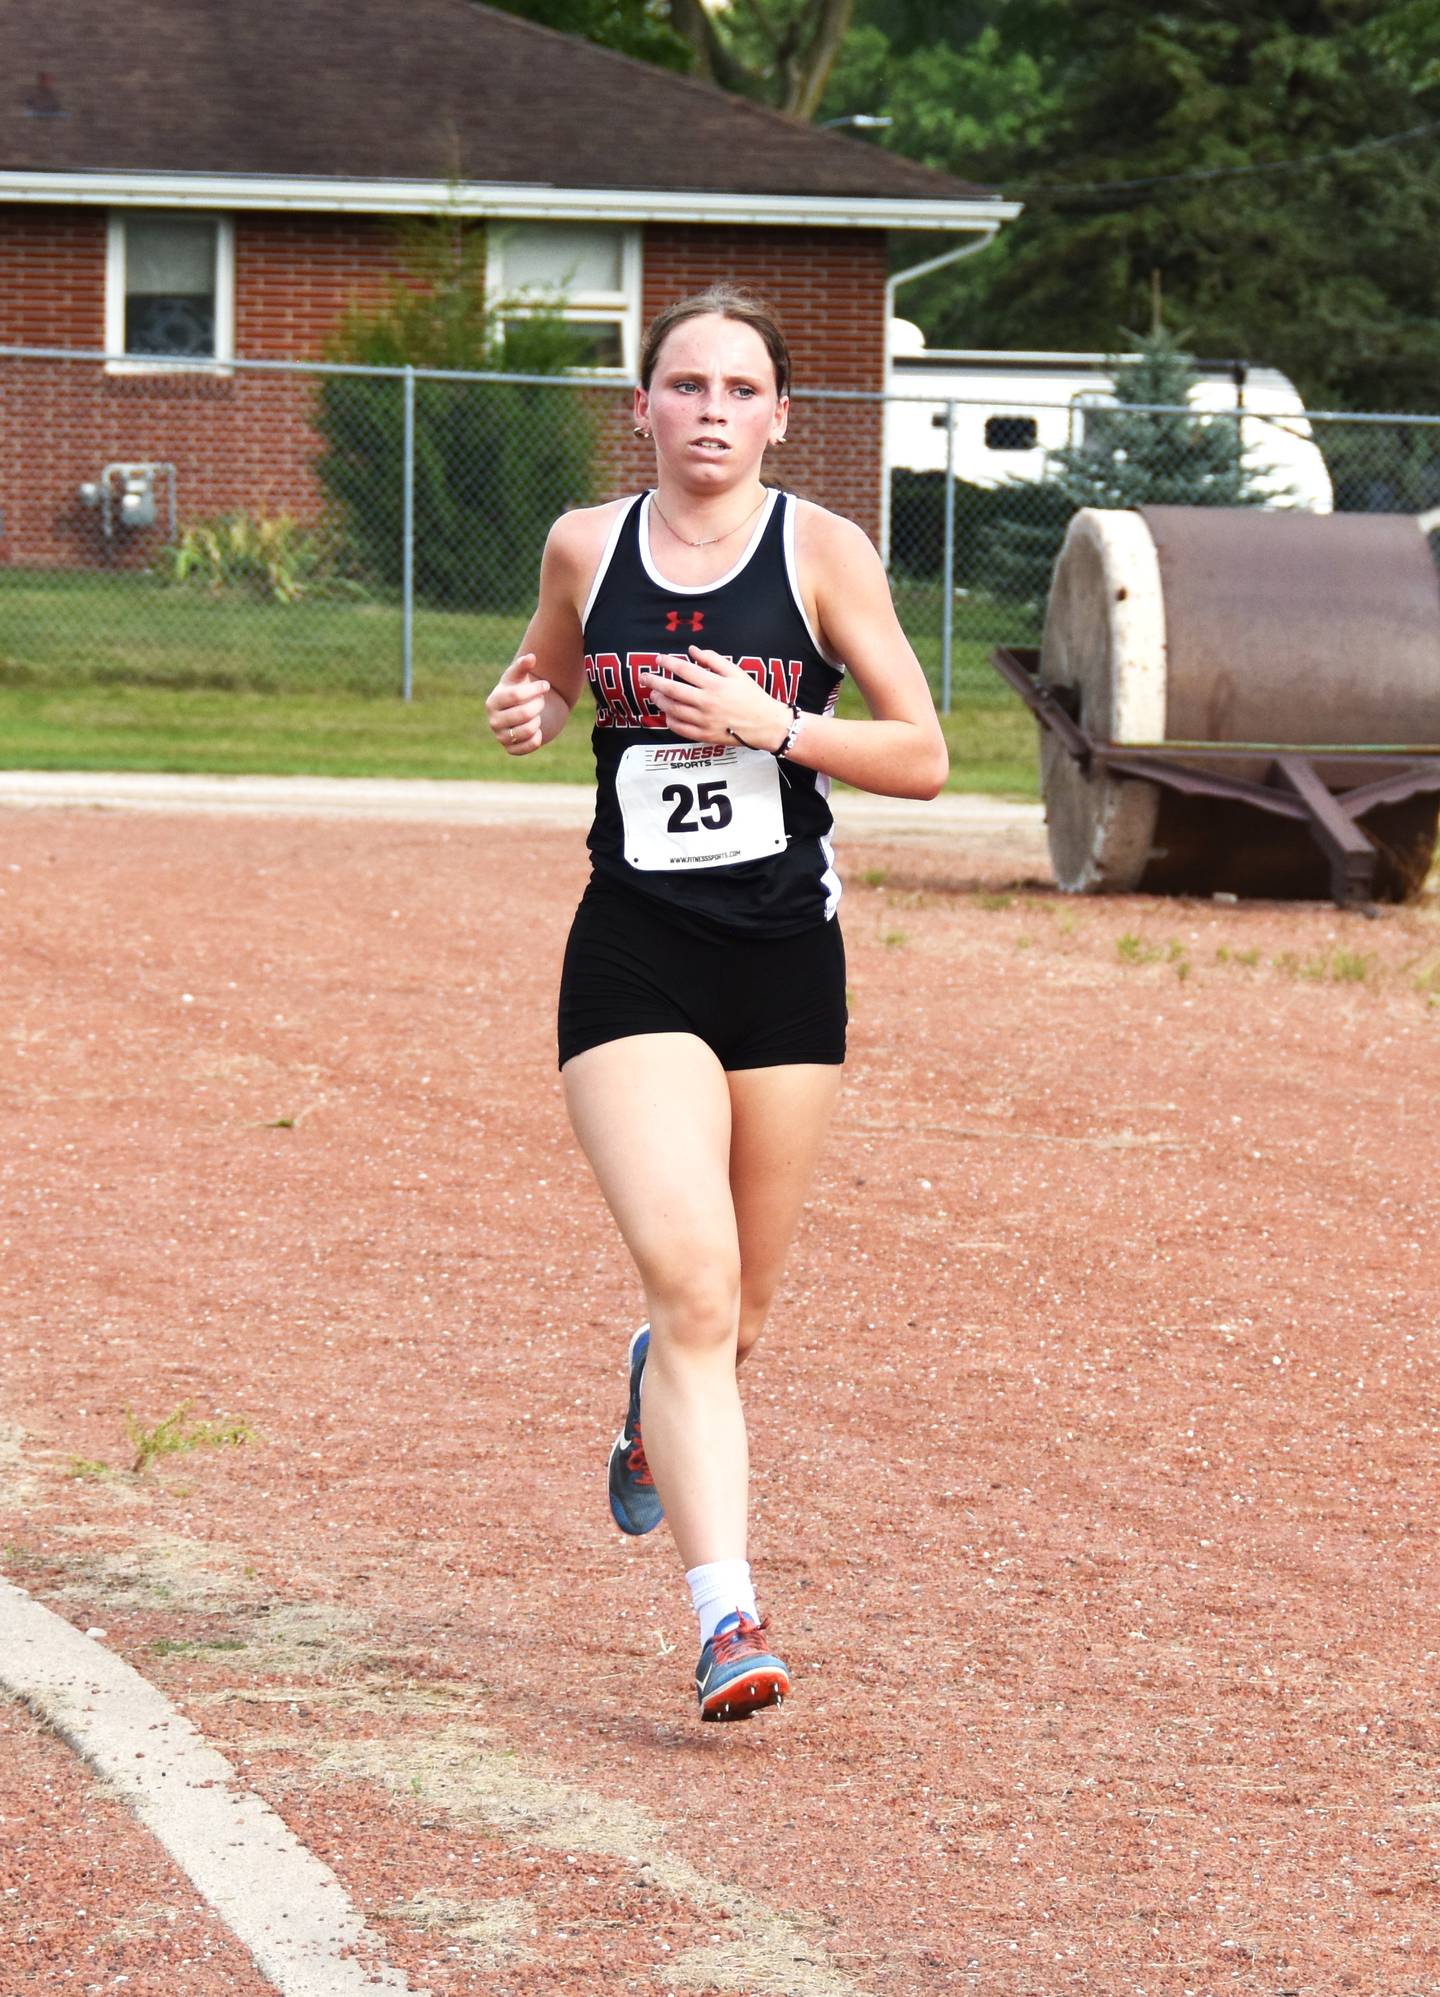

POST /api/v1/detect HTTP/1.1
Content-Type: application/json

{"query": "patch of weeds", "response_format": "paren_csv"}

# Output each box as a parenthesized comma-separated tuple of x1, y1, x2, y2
(1408, 951, 1440, 996)
(972, 891, 1014, 912)
(3, 1541, 45, 1573)
(260, 1100, 323, 1130)
(1015, 935, 1033, 950)
(1330, 949, 1372, 984)
(882, 930, 909, 950)
(124, 1403, 257, 1476)
(1275, 948, 1376, 984)
(1116, 933, 1164, 965)
(66, 1456, 114, 1481)
(860, 866, 889, 888)
(1216, 945, 1261, 969)
(150, 1635, 246, 1656)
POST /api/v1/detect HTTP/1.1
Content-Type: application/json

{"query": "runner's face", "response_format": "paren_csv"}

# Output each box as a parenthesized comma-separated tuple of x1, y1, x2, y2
(636, 315, 787, 484)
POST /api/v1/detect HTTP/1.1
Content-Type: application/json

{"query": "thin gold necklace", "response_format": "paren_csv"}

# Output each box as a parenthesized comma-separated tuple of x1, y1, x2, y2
(651, 491, 766, 550)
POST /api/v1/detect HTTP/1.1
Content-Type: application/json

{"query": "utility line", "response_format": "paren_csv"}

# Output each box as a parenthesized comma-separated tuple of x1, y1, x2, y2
(1015, 116, 1440, 199)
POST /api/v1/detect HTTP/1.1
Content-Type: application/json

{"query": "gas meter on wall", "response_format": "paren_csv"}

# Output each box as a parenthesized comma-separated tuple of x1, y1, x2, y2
(119, 469, 157, 529)
(77, 462, 177, 540)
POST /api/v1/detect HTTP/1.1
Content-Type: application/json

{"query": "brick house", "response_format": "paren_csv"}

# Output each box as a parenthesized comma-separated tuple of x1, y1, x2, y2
(0, 0, 1013, 568)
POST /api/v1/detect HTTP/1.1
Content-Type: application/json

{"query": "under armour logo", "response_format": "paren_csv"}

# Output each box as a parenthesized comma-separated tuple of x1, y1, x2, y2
(665, 610, 705, 634)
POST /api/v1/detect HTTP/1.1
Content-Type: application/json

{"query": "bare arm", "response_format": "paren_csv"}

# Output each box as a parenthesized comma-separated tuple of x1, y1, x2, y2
(484, 506, 613, 755)
(639, 505, 947, 800)
(788, 507, 949, 798)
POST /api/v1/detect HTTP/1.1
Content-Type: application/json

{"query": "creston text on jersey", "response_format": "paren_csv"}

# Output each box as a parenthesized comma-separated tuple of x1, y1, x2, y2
(585, 652, 803, 731)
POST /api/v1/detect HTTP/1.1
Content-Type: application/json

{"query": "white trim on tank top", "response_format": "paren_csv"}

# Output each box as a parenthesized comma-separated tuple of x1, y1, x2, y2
(580, 499, 635, 628)
(636, 488, 779, 595)
(781, 491, 845, 673)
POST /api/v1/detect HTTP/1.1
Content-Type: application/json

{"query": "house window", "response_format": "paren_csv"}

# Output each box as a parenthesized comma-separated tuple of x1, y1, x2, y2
(106, 213, 235, 366)
(985, 415, 1039, 452)
(489, 222, 639, 375)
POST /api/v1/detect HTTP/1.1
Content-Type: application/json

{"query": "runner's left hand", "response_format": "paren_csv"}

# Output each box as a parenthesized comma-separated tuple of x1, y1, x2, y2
(639, 647, 788, 749)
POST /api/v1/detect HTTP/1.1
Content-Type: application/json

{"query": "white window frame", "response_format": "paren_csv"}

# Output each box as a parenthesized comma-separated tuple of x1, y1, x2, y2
(105, 211, 235, 373)
(486, 222, 640, 378)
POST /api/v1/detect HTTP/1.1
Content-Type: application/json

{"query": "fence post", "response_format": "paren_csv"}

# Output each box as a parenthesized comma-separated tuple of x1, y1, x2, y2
(940, 399, 957, 715)
(401, 365, 415, 702)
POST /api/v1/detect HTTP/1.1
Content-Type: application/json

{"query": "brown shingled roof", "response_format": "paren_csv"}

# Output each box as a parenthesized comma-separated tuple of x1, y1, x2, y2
(2, 0, 994, 202)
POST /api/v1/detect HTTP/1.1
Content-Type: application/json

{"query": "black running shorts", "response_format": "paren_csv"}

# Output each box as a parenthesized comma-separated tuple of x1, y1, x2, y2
(558, 881, 847, 1072)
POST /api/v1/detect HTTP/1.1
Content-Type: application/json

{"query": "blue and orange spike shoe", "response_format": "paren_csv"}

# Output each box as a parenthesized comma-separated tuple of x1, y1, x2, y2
(695, 1612, 790, 1723)
(607, 1325, 663, 1536)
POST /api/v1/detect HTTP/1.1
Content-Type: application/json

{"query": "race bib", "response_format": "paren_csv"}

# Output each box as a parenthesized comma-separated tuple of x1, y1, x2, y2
(616, 742, 786, 872)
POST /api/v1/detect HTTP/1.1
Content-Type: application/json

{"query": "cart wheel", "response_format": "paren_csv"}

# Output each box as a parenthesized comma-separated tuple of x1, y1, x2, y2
(1039, 508, 1166, 893)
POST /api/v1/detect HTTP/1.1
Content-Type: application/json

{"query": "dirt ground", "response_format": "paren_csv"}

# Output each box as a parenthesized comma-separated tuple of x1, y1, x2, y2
(1, 803, 1438, 1997)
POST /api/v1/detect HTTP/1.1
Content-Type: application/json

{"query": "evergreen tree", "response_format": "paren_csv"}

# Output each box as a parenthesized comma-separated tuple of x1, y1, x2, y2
(980, 327, 1271, 607)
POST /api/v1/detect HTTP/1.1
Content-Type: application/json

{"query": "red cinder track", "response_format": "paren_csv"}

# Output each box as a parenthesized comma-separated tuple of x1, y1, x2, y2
(2, 805, 1437, 1997)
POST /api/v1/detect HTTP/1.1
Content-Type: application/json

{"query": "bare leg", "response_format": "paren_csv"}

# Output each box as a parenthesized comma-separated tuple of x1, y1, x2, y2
(565, 1038, 842, 1570)
(565, 1033, 745, 1569)
(728, 1064, 843, 1364)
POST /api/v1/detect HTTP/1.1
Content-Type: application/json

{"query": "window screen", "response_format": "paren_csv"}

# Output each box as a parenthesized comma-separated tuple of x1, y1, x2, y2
(124, 216, 218, 357)
(501, 224, 624, 296)
(492, 222, 633, 373)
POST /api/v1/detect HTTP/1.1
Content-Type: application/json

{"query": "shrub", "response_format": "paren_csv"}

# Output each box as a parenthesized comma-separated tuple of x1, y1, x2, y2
(312, 218, 599, 613)
(889, 471, 1017, 587)
(163, 512, 363, 604)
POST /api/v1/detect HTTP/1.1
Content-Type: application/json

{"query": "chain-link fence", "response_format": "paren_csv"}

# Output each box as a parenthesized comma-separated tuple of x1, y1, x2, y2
(3, 343, 1438, 713)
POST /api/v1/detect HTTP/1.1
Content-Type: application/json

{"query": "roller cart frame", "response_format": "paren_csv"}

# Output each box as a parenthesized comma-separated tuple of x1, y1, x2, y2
(992, 643, 1440, 908)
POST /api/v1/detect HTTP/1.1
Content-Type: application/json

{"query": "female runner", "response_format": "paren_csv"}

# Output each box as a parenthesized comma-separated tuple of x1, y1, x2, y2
(485, 287, 947, 1722)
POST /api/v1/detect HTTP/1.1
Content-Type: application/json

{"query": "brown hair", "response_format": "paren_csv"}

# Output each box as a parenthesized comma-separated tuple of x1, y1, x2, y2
(638, 286, 792, 398)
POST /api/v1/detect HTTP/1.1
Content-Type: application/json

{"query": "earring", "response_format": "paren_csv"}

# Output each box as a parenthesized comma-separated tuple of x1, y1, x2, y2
(770, 435, 786, 447)
(633, 426, 651, 439)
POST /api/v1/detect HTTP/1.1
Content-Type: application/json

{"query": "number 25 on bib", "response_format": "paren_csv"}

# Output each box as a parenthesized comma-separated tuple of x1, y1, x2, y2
(617, 744, 786, 872)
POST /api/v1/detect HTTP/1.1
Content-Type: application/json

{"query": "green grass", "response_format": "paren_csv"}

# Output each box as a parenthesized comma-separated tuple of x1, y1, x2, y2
(0, 566, 1041, 796)
(0, 566, 513, 697)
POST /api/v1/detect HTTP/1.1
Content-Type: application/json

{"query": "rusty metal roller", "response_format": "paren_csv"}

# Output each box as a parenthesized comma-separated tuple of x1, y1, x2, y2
(1038, 506, 1440, 899)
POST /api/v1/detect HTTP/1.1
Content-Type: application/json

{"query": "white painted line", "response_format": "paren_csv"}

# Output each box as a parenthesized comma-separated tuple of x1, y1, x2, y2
(0, 1577, 422, 1997)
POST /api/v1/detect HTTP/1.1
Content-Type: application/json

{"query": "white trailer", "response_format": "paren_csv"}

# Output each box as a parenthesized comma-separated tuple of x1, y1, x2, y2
(884, 320, 1334, 524)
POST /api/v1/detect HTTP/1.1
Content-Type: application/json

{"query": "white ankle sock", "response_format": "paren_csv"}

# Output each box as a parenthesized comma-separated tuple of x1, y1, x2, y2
(686, 1559, 757, 1645)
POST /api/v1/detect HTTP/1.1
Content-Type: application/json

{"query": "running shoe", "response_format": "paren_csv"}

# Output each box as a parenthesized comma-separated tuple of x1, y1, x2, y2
(695, 1611, 790, 1722)
(607, 1325, 663, 1535)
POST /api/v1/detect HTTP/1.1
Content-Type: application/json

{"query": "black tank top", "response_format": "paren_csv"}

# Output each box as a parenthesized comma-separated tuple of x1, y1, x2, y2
(581, 489, 845, 935)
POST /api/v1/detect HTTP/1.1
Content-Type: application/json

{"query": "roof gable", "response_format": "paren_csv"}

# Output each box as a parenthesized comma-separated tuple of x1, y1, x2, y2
(2, 0, 993, 204)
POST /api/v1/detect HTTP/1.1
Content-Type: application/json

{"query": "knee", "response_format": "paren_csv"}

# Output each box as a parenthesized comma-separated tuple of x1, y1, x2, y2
(646, 1254, 741, 1356)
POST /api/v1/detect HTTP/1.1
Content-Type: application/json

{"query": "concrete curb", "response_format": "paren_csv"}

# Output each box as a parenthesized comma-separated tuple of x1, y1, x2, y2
(0, 1577, 422, 1997)
(0, 768, 1046, 844)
